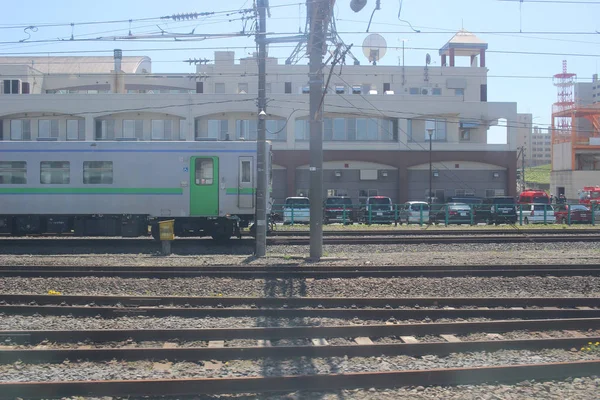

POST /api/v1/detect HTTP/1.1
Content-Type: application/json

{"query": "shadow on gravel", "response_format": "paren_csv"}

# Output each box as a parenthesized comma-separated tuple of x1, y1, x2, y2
(257, 277, 347, 400)
(0, 239, 255, 256)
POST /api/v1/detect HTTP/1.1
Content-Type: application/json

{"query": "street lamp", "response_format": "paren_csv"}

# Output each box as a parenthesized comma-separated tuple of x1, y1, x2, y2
(427, 128, 434, 203)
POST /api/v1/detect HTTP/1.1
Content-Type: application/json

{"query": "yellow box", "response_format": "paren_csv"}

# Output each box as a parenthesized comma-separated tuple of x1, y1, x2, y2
(158, 220, 175, 241)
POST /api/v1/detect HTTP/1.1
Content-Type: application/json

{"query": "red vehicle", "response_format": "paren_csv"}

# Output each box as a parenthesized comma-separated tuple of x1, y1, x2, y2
(554, 204, 592, 224)
(579, 186, 600, 207)
(518, 190, 550, 205)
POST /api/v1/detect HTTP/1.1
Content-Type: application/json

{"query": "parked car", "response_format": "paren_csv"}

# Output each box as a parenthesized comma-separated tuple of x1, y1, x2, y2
(522, 203, 556, 224)
(361, 196, 395, 224)
(554, 204, 592, 224)
(479, 196, 518, 225)
(447, 197, 484, 222)
(518, 190, 550, 205)
(399, 201, 430, 224)
(433, 203, 472, 224)
(324, 196, 356, 224)
(283, 197, 310, 224)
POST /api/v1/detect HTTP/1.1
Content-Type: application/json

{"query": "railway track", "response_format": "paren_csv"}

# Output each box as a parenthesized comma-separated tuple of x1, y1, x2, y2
(1, 316, 599, 397)
(2, 295, 600, 319)
(2, 361, 599, 399)
(1, 232, 600, 246)
(2, 263, 600, 278)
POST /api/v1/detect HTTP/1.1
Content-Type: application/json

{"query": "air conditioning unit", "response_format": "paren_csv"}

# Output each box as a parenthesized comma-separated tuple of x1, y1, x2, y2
(420, 87, 432, 96)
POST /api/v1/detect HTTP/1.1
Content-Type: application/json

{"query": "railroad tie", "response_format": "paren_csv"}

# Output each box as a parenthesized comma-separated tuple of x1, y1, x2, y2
(311, 338, 329, 346)
(564, 330, 586, 338)
(486, 333, 504, 340)
(208, 340, 225, 348)
(257, 340, 272, 347)
(162, 342, 178, 348)
(354, 337, 374, 345)
(440, 334, 461, 343)
(399, 336, 419, 344)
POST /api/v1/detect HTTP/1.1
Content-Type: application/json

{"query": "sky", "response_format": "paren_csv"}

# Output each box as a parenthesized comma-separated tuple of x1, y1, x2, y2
(0, 0, 599, 144)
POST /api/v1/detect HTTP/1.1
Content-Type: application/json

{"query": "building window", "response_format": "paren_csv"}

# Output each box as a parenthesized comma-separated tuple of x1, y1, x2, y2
(95, 120, 115, 140)
(236, 119, 256, 140)
(265, 119, 286, 141)
(179, 120, 187, 140)
(460, 129, 471, 141)
(238, 83, 248, 94)
(295, 119, 309, 141)
(83, 161, 113, 184)
(455, 88, 464, 96)
(10, 120, 31, 141)
(335, 85, 345, 94)
(0, 161, 26, 184)
(195, 158, 214, 185)
(40, 161, 70, 184)
(327, 189, 349, 197)
(352, 85, 361, 94)
(203, 119, 228, 140)
(432, 88, 442, 95)
(38, 120, 59, 139)
(214, 83, 225, 94)
(122, 120, 136, 139)
(284, 82, 292, 94)
(301, 86, 310, 94)
(424, 119, 447, 141)
(66, 119, 82, 141)
(151, 120, 170, 140)
(333, 118, 345, 140)
(409, 87, 419, 95)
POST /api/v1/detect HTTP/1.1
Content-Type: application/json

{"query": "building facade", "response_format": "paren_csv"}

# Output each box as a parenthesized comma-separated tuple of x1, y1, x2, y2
(551, 75, 600, 199)
(0, 30, 520, 206)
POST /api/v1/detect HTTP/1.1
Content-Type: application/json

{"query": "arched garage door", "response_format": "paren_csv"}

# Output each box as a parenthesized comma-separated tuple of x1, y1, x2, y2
(407, 161, 507, 202)
(295, 161, 398, 204)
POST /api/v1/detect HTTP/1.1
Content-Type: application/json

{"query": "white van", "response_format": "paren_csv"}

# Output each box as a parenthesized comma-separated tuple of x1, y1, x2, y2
(399, 201, 430, 224)
(283, 197, 310, 224)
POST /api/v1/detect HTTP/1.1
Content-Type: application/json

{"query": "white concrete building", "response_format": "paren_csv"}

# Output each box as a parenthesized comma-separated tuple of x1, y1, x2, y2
(0, 30, 520, 205)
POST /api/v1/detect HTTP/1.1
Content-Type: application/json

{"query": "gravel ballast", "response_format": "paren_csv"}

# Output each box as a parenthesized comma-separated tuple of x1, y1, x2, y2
(1, 275, 599, 298)
(1, 349, 598, 382)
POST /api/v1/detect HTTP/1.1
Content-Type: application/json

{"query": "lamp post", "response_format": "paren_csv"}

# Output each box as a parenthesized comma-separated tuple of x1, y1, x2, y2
(427, 128, 434, 203)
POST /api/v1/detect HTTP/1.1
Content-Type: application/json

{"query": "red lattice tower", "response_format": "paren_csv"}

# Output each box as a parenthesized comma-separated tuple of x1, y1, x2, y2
(553, 60, 576, 134)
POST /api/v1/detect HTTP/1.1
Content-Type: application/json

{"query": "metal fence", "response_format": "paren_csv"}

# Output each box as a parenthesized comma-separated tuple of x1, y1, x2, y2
(271, 203, 599, 227)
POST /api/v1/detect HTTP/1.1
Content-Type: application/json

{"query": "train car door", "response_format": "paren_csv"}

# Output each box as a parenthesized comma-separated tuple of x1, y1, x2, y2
(238, 156, 254, 208)
(190, 156, 219, 216)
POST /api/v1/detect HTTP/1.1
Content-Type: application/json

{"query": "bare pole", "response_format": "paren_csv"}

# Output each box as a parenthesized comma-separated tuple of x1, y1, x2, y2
(308, 0, 329, 260)
(255, 0, 268, 257)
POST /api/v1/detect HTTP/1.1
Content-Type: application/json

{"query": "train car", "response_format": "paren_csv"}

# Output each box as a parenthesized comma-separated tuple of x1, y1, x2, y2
(0, 140, 270, 241)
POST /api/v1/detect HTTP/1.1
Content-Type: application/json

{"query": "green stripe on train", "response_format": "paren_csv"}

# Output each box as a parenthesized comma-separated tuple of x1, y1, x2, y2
(0, 188, 183, 194)
(225, 188, 256, 195)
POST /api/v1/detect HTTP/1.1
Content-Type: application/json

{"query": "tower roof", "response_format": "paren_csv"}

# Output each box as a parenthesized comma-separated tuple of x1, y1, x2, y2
(439, 29, 488, 56)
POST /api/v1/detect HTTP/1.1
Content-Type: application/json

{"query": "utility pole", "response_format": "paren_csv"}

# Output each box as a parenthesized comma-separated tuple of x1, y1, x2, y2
(255, 0, 268, 257)
(427, 128, 434, 202)
(308, 0, 330, 260)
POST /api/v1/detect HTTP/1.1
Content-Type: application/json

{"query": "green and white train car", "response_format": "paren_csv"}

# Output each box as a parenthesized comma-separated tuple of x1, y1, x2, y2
(0, 140, 270, 240)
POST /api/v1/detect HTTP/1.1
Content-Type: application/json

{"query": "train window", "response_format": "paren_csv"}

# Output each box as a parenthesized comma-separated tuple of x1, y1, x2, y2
(40, 161, 70, 184)
(241, 160, 251, 183)
(195, 158, 213, 185)
(0, 161, 27, 184)
(83, 161, 113, 184)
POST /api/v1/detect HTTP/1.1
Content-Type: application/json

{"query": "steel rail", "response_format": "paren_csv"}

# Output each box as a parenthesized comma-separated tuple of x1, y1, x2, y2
(1, 234, 600, 247)
(2, 318, 599, 344)
(2, 304, 599, 319)
(3, 294, 600, 309)
(1, 336, 599, 364)
(1, 361, 599, 398)
(270, 229, 600, 237)
(2, 264, 600, 278)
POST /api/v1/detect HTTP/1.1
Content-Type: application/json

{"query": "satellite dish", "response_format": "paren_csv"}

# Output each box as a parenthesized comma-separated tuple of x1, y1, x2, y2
(362, 34, 387, 65)
(426, 53, 431, 65)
